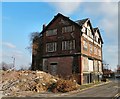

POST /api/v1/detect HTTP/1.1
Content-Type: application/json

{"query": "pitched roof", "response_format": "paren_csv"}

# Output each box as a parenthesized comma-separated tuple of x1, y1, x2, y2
(39, 13, 103, 44)
(75, 18, 89, 26)
(40, 13, 80, 35)
(93, 27, 103, 44)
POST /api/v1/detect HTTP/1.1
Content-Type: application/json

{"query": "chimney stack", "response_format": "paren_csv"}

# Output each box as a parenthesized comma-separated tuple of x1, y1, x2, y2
(43, 24, 46, 30)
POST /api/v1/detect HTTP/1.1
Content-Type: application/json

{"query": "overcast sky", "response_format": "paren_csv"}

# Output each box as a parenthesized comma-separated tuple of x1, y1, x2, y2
(1, 1, 118, 70)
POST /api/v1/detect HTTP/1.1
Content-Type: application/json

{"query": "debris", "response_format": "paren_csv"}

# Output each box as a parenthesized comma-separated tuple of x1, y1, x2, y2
(1, 70, 79, 97)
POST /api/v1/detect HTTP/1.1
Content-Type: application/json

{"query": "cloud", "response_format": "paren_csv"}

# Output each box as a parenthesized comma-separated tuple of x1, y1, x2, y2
(80, 2, 118, 69)
(49, 2, 82, 15)
(103, 45, 118, 70)
(2, 42, 16, 49)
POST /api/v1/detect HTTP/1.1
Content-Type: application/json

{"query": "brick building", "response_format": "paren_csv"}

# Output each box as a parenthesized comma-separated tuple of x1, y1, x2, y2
(32, 13, 103, 84)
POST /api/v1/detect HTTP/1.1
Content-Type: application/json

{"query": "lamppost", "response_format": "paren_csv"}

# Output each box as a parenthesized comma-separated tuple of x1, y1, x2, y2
(11, 57, 15, 70)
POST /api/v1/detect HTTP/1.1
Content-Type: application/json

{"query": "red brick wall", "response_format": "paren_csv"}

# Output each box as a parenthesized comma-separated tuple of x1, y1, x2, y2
(43, 56, 73, 77)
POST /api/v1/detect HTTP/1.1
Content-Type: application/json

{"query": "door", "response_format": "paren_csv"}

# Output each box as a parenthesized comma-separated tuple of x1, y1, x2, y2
(50, 63, 57, 75)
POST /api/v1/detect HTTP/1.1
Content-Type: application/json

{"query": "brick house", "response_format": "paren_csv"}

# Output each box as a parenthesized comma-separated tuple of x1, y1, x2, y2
(32, 13, 103, 84)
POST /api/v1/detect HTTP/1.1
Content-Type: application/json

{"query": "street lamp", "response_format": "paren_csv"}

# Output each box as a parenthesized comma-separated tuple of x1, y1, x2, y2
(11, 57, 15, 70)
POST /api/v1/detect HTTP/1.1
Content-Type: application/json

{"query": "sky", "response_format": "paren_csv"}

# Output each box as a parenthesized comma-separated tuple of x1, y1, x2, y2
(1, 1, 118, 70)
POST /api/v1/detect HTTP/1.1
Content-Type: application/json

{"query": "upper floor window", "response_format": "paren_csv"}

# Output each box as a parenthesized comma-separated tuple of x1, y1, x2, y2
(62, 40, 75, 50)
(94, 47, 97, 55)
(98, 38, 101, 44)
(46, 29, 57, 36)
(94, 36, 98, 42)
(62, 25, 75, 33)
(83, 40, 88, 51)
(98, 49, 101, 57)
(46, 42, 57, 52)
(89, 44, 93, 54)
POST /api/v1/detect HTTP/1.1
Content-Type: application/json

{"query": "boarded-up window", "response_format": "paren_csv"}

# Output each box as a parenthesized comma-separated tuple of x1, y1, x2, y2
(83, 40, 88, 51)
(46, 29, 57, 36)
(98, 61, 102, 72)
(46, 42, 57, 52)
(62, 40, 75, 50)
(62, 25, 75, 33)
(94, 60, 98, 72)
(88, 59, 93, 72)
(82, 57, 89, 72)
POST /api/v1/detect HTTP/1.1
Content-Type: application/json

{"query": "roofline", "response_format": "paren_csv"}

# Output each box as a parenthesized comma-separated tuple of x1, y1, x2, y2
(93, 27, 104, 44)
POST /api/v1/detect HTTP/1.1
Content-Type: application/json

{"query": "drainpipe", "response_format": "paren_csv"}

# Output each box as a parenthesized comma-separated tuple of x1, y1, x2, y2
(79, 56, 83, 85)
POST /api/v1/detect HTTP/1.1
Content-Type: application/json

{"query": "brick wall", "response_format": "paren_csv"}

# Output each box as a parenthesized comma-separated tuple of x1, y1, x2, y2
(43, 56, 73, 78)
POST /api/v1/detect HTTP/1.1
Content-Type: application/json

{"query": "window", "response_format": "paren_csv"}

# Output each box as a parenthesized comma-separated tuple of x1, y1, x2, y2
(94, 36, 98, 42)
(94, 47, 97, 55)
(87, 28, 90, 36)
(86, 28, 93, 38)
(83, 40, 88, 51)
(98, 38, 101, 44)
(98, 61, 102, 72)
(98, 49, 101, 57)
(62, 25, 75, 33)
(46, 29, 57, 36)
(89, 44, 93, 54)
(94, 60, 98, 72)
(83, 57, 89, 71)
(46, 42, 57, 52)
(62, 40, 75, 50)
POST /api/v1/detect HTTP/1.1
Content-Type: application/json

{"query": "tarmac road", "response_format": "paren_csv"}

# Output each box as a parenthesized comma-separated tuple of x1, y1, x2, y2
(69, 80, 119, 98)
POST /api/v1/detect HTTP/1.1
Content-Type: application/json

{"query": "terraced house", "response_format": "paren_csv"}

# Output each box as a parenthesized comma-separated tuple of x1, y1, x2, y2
(32, 13, 103, 85)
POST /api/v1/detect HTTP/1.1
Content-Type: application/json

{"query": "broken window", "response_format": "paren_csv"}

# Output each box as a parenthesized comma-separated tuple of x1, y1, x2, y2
(46, 42, 57, 52)
(83, 40, 88, 51)
(46, 29, 57, 36)
(62, 40, 75, 50)
(62, 25, 75, 33)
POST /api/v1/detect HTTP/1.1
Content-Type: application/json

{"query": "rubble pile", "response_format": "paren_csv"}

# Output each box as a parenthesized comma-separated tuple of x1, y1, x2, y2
(1, 70, 59, 96)
(1, 70, 79, 97)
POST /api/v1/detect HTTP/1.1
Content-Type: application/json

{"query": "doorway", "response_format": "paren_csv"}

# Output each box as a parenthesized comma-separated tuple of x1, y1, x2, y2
(50, 63, 58, 75)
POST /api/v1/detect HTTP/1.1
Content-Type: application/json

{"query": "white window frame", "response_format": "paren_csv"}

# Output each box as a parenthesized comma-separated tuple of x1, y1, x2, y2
(62, 40, 75, 50)
(46, 42, 57, 52)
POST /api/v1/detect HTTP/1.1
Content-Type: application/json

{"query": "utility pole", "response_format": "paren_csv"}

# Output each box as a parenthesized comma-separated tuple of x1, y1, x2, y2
(11, 57, 15, 70)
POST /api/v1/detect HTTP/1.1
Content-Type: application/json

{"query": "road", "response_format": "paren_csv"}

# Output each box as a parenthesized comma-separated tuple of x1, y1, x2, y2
(68, 80, 119, 98)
